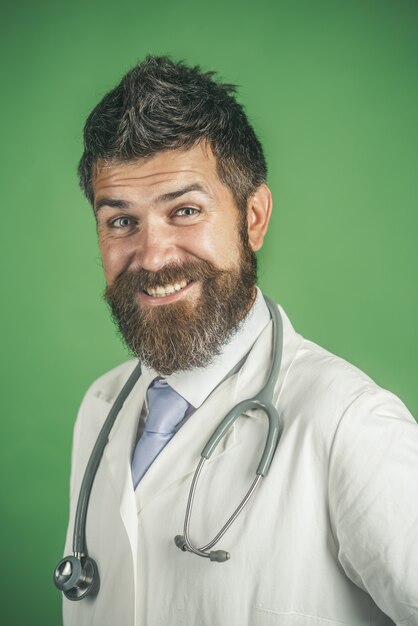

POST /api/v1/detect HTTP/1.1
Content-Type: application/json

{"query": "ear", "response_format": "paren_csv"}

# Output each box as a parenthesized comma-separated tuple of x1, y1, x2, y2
(246, 183, 272, 252)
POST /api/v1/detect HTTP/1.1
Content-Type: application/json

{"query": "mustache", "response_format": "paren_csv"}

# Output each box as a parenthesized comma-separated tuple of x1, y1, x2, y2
(108, 260, 221, 294)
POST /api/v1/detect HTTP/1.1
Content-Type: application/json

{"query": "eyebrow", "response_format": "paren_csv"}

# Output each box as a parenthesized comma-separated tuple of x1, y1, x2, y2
(94, 183, 212, 214)
(94, 198, 133, 214)
(156, 183, 212, 203)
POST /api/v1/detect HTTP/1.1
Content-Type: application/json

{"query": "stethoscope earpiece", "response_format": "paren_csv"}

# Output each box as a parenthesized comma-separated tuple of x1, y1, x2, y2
(209, 550, 230, 562)
(174, 535, 188, 551)
(54, 554, 99, 601)
(174, 536, 230, 562)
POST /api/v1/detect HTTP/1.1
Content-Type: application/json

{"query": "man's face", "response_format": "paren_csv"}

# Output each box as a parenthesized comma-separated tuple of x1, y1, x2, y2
(93, 144, 265, 374)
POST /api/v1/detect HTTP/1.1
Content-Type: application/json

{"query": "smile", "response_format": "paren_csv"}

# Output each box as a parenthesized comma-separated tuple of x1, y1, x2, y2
(144, 280, 190, 298)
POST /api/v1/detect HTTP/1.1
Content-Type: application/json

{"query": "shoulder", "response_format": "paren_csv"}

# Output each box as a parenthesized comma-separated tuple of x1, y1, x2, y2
(82, 358, 139, 405)
(69, 358, 140, 483)
(297, 336, 412, 414)
(73, 359, 140, 440)
(280, 316, 415, 438)
(292, 336, 375, 399)
(282, 312, 374, 413)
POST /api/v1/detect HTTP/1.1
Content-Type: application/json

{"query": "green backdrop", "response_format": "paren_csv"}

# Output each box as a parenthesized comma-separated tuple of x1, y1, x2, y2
(1, 0, 417, 624)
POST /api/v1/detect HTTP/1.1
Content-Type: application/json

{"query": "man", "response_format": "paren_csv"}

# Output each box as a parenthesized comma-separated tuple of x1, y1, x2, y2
(59, 56, 418, 625)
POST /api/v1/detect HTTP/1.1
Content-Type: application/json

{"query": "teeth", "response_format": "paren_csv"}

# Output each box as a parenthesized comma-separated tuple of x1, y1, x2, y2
(146, 280, 188, 297)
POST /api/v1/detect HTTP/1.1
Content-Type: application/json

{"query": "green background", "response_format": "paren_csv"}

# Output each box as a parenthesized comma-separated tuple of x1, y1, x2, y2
(1, 0, 417, 623)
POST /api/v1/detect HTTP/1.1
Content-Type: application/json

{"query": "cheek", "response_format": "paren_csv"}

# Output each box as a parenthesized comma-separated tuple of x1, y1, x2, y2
(189, 223, 242, 269)
(99, 239, 130, 283)
(210, 233, 242, 269)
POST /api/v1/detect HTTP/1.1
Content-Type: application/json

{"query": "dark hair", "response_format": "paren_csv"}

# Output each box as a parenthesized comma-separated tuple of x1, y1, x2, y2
(78, 55, 267, 212)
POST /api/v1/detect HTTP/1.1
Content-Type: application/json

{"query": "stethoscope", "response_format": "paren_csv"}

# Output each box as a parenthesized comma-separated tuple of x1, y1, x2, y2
(54, 295, 284, 601)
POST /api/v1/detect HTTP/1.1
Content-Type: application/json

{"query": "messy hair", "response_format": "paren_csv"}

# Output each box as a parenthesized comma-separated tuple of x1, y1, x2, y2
(78, 55, 267, 212)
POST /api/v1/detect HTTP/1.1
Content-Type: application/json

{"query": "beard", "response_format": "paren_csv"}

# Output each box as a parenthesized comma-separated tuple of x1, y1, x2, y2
(104, 240, 257, 375)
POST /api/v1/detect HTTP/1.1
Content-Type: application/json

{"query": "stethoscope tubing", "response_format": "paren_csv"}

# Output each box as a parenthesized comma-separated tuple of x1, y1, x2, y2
(73, 361, 142, 555)
(176, 296, 284, 560)
(182, 457, 263, 557)
(55, 294, 284, 596)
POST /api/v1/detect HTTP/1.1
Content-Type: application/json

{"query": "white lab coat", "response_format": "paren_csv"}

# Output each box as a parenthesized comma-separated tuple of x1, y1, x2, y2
(63, 306, 418, 625)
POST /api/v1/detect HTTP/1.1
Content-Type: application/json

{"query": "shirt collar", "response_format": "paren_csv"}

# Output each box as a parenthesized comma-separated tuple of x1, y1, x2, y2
(142, 288, 271, 408)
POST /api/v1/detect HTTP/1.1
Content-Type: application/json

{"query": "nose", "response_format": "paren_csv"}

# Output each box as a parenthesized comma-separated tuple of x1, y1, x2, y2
(133, 221, 177, 272)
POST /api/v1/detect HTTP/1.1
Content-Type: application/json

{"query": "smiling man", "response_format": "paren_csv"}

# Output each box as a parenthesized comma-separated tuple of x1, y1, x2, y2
(96, 145, 269, 374)
(58, 56, 418, 626)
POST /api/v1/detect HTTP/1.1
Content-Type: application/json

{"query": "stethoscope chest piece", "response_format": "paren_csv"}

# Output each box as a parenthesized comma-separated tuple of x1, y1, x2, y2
(53, 554, 99, 601)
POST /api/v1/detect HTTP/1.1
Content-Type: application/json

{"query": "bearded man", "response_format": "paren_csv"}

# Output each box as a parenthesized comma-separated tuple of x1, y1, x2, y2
(57, 56, 418, 626)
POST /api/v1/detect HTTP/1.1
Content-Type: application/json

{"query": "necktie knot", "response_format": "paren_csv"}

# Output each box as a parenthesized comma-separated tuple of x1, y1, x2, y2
(145, 379, 189, 434)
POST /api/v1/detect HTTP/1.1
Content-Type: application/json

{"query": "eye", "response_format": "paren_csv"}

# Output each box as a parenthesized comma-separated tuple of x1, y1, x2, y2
(111, 216, 135, 228)
(174, 207, 200, 217)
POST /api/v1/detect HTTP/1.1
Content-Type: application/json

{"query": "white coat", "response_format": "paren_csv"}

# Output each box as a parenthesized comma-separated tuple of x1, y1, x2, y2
(63, 306, 418, 626)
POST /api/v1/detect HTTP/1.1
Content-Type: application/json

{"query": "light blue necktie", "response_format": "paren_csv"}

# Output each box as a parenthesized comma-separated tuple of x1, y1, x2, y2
(131, 379, 190, 488)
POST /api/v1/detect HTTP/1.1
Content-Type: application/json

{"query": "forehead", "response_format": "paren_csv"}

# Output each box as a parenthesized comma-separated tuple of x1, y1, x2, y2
(92, 143, 226, 201)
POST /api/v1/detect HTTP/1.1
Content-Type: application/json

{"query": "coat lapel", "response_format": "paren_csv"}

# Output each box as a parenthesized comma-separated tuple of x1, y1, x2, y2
(98, 367, 148, 589)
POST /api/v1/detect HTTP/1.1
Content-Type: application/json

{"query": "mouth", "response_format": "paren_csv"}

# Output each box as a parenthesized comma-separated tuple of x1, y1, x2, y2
(142, 279, 191, 298)
(138, 279, 197, 305)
